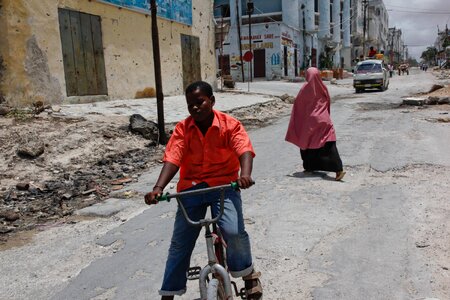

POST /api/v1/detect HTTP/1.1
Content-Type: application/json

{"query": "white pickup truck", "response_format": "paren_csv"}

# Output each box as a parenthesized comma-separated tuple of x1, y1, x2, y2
(353, 59, 389, 93)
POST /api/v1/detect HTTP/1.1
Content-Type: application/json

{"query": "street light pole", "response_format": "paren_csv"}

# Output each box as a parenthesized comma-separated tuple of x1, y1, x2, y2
(247, 0, 254, 82)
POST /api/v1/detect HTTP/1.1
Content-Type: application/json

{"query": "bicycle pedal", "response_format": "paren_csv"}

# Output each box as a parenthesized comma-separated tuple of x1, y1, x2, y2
(186, 266, 201, 280)
(231, 281, 247, 299)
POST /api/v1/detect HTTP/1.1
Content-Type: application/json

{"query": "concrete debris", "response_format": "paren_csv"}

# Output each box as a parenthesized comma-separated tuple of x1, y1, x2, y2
(426, 97, 439, 105)
(437, 97, 449, 105)
(428, 84, 444, 93)
(424, 96, 450, 105)
(0, 211, 20, 222)
(279, 94, 295, 104)
(17, 137, 45, 158)
(16, 182, 30, 191)
(403, 97, 426, 106)
(0, 106, 10, 116)
(111, 177, 133, 185)
(129, 114, 159, 141)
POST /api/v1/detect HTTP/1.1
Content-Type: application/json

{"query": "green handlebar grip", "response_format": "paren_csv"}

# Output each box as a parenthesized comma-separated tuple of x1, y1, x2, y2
(231, 182, 239, 190)
(157, 193, 170, 202)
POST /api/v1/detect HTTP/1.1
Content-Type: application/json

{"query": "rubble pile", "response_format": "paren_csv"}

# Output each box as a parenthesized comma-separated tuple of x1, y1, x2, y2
(435, 69, 450, 80)
(0, 110, 164, 239)
(404, 83, 450, 106)
(0, 99, 290, 241)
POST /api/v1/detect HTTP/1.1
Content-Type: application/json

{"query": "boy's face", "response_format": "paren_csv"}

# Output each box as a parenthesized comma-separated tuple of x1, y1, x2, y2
(186, 88, 215, 123)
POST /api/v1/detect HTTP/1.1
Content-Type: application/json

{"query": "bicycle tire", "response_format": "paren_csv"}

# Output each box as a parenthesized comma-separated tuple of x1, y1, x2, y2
(207, 278, 227, 300)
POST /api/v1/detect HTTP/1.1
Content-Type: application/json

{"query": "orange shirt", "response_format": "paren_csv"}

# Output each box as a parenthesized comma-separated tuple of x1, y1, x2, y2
(164, 110, 255, 192)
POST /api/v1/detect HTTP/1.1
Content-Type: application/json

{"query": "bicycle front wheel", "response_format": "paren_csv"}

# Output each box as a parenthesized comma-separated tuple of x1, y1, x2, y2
(207, 278, 227, 300)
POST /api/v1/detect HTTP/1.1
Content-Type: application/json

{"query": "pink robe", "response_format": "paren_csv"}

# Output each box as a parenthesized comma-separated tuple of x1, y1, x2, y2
(285, 67, 336, 150)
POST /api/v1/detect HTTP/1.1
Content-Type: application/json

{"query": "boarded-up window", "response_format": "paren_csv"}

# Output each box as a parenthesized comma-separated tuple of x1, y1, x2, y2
(181, 34, 201, 91)
(58, 9, 107, 96)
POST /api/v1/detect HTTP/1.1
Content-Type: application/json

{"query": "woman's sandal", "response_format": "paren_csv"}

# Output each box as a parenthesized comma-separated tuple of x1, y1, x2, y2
(243, 271, 263, 299)
(335, 171, 346, 181)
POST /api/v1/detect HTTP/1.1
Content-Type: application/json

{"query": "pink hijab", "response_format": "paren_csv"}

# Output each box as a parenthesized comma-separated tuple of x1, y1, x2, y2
(285, 67, 336, 150)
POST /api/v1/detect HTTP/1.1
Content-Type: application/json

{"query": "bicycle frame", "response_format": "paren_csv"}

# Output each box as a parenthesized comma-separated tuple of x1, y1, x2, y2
(158, 183, 240, 299)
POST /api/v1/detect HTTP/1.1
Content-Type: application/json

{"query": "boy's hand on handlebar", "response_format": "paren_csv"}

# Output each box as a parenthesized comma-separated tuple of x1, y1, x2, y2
(144, 187, 163, 205)
(237, 175, 254, 189)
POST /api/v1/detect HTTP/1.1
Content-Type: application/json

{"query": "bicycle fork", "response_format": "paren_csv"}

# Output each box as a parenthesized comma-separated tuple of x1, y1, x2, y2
(199, 226, 233, 299)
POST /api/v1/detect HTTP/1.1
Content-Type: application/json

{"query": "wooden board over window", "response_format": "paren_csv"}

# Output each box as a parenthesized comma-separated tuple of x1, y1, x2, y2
(181, 34, 201, 91)
(58, 9, 108, 96)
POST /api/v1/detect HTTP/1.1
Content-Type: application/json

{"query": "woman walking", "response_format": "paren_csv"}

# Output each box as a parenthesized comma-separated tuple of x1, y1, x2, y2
(285, 67, 345, 181)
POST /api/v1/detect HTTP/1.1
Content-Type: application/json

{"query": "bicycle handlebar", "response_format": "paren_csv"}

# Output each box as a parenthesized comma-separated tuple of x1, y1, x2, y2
(156, 181, 240, 202)
(156, 181, 252, 227)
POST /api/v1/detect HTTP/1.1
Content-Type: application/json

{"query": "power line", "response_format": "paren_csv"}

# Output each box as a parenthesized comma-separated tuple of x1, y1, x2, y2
(386, 4, 450, 13)
(387, 9, 450, 15)
(251, 5, 357, 33)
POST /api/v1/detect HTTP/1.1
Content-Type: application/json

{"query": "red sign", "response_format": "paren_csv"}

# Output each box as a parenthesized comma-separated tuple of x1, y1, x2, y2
(243, 51, 253, 62)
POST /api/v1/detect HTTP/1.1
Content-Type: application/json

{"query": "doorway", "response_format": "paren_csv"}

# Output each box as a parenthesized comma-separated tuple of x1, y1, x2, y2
(283, 46, 288, 76)
(311, 48, 317, 67)
(253, 49, 266, 78)
(294, 49, 298, 77)
(218, 55, 230, 75)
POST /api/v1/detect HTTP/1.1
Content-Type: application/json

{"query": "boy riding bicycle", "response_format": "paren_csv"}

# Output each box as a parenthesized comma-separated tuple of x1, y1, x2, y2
(145, 81, 262, 299)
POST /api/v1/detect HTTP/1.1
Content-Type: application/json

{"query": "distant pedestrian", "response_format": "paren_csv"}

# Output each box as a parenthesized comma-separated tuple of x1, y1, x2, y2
(368, 46, 377, 58)
(388, 64, 394, 77)
(285, 68, 345, 181)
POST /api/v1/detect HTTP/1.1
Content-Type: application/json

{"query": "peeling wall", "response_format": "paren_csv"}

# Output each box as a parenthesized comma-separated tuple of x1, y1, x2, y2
(0, 0, 216, 106)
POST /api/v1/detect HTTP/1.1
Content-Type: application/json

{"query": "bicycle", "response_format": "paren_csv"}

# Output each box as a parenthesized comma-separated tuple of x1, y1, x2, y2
(157, 182, 249, 300)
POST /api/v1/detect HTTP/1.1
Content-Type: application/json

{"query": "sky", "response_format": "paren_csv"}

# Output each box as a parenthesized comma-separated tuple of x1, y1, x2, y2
(385, 0, 450, 60)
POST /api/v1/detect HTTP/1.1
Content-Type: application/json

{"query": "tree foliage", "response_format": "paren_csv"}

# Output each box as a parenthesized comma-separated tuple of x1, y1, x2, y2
(420, 47, 437, 63)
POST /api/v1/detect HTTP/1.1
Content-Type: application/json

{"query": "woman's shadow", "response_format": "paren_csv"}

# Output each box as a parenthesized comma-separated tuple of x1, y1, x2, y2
(288, 171, 336, 181)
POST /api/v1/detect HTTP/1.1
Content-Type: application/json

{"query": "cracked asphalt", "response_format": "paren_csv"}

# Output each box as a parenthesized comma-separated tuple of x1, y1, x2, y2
(1, 69, 449, 300)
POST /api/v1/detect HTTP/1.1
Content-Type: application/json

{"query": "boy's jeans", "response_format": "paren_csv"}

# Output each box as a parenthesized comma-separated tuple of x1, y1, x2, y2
(159, 183, 254, 296)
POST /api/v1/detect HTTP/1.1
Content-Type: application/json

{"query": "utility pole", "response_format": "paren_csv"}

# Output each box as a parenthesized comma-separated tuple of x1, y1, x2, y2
(301, 4, 306, 69)
(235, 0, 245, 82)
(362, 0, 368, 58)
(247, 0, 254, 82)
(215, 4, 225, 91)
(150, 0, 167, 144)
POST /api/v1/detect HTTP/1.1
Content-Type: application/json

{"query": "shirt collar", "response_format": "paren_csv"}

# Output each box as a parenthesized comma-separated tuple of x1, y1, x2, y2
(187, 110, 220, 130)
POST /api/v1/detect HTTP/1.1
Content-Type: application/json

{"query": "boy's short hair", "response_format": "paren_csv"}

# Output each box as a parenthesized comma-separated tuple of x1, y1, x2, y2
(185, 81, 213, 97)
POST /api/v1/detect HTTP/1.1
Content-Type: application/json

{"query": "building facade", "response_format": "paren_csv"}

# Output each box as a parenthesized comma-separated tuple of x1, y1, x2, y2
(0, 0, 216, 106)
(387, 27, 405, 65)
(366, 0, 389, 54)
(213, 0, 352, 82)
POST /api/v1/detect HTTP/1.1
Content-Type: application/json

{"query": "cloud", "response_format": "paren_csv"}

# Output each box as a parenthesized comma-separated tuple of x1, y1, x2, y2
(386, 0, 449, 59)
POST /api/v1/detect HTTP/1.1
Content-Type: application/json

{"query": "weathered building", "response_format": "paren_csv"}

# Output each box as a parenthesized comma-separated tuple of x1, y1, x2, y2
(0, 0, 216, 106)
(387, 27, 405, 64)
(366, 0, 388, 54)
(213, 0, 352, 82)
